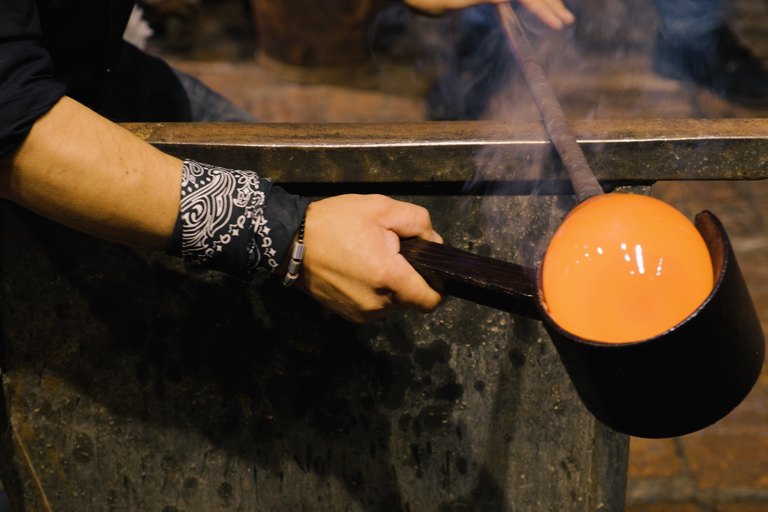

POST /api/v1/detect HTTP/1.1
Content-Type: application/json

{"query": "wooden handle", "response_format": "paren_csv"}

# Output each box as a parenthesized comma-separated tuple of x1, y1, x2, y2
(400, 238, 541, 319)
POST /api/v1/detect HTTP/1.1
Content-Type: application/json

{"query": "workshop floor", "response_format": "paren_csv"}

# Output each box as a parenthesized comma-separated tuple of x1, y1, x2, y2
(145, 0, 768, 510)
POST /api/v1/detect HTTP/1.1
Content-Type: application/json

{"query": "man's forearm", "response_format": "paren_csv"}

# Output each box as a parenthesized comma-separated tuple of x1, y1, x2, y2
(0, 95, 444, 321)
(0, 96, 182, 249)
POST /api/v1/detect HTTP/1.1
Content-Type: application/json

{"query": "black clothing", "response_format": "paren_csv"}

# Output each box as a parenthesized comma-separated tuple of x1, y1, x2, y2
(0, 0, 191, 158)
(653, 25, 768, 106)
(0, 0, 308, 280)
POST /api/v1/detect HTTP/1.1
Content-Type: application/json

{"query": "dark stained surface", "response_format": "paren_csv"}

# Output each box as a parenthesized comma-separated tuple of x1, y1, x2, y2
(1, 0, 768, 509)
(150, 0, 768, 507)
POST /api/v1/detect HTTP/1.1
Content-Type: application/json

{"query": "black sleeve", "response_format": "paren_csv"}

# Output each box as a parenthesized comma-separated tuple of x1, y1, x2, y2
(0, 0, 66, 158)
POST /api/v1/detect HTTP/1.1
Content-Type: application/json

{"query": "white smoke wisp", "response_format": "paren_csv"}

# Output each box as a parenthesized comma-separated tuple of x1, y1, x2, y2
(123, 4, 155, 50)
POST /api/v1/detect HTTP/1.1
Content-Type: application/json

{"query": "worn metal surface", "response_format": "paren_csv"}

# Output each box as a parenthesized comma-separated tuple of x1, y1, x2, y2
(124, 119, 768, 191)
(7, 116, 761, 510)
(0, 159, 637, 510)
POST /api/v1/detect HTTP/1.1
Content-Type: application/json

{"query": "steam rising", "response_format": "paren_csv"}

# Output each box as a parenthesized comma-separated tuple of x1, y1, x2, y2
(369, 3, 663, 264)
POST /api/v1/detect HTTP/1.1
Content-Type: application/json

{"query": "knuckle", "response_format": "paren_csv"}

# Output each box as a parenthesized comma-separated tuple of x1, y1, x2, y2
(368, 193, 390, 207)
(367, 266, 392, 291)
(414, 205, 432, 227)
(355, 299, 389, 323)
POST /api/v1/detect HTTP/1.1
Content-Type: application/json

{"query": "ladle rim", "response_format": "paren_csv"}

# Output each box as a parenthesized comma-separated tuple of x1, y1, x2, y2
(535, 210, 728, 347)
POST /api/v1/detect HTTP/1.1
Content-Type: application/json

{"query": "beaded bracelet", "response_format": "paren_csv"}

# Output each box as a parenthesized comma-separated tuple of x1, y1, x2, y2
(282, 214, 306, 287)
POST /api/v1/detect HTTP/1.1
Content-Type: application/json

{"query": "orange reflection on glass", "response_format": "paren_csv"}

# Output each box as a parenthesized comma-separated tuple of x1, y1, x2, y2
(541, 194, 713, 343)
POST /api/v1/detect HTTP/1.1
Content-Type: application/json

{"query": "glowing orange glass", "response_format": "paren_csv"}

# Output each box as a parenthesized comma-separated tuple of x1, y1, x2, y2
(541, 194, 714, 343)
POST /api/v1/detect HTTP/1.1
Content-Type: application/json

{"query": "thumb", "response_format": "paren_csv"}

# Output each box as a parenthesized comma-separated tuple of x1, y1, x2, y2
(389, 253, 446, 313)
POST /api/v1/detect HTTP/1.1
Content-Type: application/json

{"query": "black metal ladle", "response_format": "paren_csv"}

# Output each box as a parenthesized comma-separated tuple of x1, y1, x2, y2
(400, 209, 764, 439)
(399, 4, 765, 438)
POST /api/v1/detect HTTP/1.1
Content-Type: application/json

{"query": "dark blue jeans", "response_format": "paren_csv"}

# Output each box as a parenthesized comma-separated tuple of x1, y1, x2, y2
(653, 0, 721, 42)
(0, 491, 12, 512)
(173, 69, 258, 122)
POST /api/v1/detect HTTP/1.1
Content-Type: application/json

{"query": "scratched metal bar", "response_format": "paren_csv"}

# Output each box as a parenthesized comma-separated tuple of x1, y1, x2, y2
(123, 119, 768, 194)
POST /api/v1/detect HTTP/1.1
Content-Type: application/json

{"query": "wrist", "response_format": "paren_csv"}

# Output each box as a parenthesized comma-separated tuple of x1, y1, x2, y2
(166, 160, 308, 280)
(281, 213, 306, 287)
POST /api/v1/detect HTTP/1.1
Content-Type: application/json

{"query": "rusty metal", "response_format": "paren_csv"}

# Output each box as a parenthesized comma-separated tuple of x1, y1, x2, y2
(0, 184, 630, 511)
(496, 3, 604, 202)
(124, 119, 768, 194)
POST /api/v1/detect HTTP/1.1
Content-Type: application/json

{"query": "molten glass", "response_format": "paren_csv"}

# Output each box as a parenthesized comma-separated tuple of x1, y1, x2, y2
(542, 194, 714, 343)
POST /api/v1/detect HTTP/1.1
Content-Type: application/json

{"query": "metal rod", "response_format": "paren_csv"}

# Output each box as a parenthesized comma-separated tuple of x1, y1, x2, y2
(123, 120, 768, 187)
(495, 3, 604, 202)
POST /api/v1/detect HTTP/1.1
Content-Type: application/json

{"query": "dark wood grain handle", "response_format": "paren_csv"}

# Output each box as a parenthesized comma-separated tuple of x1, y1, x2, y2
(400, 238, 541, 319)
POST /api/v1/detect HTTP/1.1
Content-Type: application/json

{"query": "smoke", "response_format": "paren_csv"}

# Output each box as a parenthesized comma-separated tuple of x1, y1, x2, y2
(366, 3, 585, 263)
(367, 2, 660, 263)
(424, 4, 516, 121)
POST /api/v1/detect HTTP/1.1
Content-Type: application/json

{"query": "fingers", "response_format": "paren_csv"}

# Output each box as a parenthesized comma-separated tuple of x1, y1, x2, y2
(516, 0, 574, 30)
(380, 200, 433, 239)
(379, 198, 444, 245)
(375, 199, 446, 314)
(296, 194, 446, 323)
(350, 249, 444, 321)
(401, 0, 574, 30)
(403, 0, 507, 16)
(354, 212, 445, 316)
(389, 253, 446, 313)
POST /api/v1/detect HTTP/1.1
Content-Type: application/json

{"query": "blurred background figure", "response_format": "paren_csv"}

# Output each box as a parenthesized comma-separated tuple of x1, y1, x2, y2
(652, 0, 768, 105)
(426, 0, 768, 120)
(426, 3, 517, 120)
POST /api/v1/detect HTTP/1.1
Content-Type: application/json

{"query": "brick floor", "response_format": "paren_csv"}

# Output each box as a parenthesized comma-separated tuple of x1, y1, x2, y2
(147, 0, 768, 510)
(628, 438, 683, 479)
(717, 505, 768, 512)
(626, 504, 703, 512)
